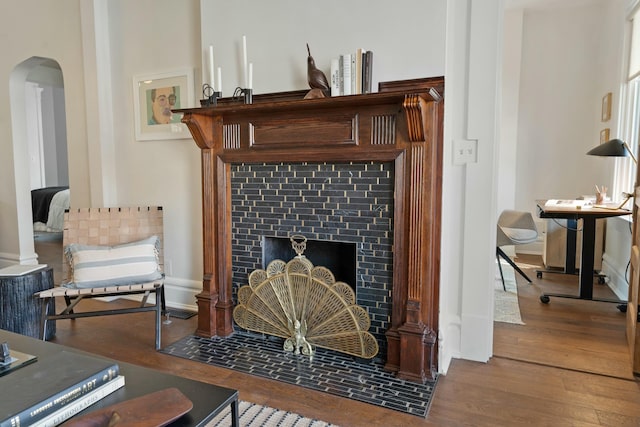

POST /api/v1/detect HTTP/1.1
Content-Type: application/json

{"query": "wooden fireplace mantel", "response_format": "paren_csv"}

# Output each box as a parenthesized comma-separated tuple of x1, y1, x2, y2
(177, 76, 444, 382)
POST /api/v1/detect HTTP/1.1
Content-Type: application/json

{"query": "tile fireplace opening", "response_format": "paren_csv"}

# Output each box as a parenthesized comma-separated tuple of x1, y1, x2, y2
(262, 236, 357, 292)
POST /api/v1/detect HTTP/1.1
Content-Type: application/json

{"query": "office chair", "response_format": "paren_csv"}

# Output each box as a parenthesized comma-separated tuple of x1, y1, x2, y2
(497, 210, 538, 291)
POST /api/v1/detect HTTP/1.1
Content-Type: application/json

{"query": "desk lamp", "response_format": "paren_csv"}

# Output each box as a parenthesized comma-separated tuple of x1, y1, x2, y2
(586, 138, 637, 209)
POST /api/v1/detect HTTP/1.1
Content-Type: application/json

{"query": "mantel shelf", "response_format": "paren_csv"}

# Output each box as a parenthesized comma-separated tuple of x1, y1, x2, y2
(175, 83, 443, 118)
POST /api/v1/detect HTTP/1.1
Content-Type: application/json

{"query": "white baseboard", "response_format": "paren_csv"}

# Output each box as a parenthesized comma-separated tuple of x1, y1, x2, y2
(110, 276, 201, 312)
(438, 316, 462, 375)
(163, 276, 201, 311)
(601, 253, 628, 301)
(0, 251, 38, 267)
(515, 240, 543, 256)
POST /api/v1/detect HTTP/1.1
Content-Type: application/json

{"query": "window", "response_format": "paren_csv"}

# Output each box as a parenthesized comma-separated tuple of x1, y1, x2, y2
(614, 78, 639, 200)
(614, 7, 640, 203)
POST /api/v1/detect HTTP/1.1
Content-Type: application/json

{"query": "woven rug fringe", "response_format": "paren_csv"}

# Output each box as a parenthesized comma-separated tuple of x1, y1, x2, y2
(206, 400, 339, 427)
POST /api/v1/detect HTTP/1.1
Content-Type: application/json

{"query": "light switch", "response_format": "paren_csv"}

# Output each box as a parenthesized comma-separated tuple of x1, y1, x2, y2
(453, 139, 478, 165)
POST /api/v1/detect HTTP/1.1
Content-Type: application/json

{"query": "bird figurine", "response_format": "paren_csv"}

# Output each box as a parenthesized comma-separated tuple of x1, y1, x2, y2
(306, 43, 330, 98)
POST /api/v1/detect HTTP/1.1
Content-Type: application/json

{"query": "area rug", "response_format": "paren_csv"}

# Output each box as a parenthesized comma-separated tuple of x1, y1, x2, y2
(206, 400, 339, 427)
(161, 331, 437, 418)
(494, 259, 525, 325)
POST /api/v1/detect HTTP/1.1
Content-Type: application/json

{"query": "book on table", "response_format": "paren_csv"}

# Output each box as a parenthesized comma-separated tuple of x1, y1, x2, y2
(544, 199, 589, 208)
(0, 351, 120, 427)
(34, 375, 125, 427)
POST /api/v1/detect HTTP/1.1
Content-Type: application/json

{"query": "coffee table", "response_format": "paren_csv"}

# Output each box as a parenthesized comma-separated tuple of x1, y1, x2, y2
(0, 329, 238, 426)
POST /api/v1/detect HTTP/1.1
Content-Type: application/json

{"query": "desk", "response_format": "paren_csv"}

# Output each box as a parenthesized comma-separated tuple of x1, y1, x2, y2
(0, 329, 238, 426)
(536, 200, 631, 303)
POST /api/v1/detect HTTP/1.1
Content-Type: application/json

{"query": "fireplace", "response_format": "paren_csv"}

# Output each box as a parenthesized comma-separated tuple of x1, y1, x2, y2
(179, 77, 444, 382)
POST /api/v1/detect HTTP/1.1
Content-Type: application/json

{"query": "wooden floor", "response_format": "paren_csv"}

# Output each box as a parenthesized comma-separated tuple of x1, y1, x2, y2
(494, 254, 634, 380)
(34, 240, 640, 426)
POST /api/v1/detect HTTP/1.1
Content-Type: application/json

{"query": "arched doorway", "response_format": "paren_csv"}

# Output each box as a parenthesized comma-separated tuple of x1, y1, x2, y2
(10, 57, 69, 266)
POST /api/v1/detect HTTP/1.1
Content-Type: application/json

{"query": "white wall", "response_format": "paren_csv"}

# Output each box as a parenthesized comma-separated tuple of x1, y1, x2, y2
(515, 3, 619, 212)
(41, 84, 69, 187)
(0, 0, 89, 267)
(200, 0, 446, 95)
(503, 0, 630, 297)
(0, 0, 503, 373)
(0, 1, 205, 307)
(500, 9, 525, 217)
(104, 0, 204, 308)
(452, 0, 502, 365)
(604, 217, 633, 299)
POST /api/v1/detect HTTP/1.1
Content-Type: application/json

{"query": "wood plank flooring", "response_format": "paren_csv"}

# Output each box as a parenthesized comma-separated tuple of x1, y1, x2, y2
(494, 254, 634, 380)
(34, 240, 640, 426)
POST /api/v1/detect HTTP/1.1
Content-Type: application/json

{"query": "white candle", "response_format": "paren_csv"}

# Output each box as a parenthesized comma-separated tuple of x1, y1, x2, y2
(208, 45, 215, 89)
(242, 35, 248, 88)
(248, 63, 253, 90)
(217, 67, 222, 93)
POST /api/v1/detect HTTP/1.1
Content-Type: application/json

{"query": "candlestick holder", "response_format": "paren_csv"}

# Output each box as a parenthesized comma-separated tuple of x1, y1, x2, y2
(233, 87, 253, 105)
(242, 88, 252, 104)
(200, 84, 221, 107)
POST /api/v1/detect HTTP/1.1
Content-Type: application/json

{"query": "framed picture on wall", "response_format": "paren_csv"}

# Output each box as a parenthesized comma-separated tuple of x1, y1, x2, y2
(601, 92, 612, 122)
(600, 128, 610, 144)
(133, 68, 194, 141)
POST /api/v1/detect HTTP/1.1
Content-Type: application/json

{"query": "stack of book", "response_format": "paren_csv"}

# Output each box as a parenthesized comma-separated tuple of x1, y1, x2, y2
(0, 351, 124, 427)
(330, 49, 373, 96)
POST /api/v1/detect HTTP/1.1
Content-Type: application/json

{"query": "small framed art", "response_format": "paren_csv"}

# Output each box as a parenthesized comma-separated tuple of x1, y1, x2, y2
(601, 92, 612, 122)
(133, 68, 194, 141)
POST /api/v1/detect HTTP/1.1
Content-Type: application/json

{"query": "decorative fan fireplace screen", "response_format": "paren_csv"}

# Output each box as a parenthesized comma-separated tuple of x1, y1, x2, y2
(233, 236, 379, 359)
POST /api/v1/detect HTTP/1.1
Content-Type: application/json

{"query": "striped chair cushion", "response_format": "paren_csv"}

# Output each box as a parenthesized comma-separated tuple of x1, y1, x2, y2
(64, 236, 163, 289)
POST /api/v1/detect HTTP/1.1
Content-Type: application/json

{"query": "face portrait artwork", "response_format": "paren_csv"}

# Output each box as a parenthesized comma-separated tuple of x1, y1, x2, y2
(147, 86, 181, 125)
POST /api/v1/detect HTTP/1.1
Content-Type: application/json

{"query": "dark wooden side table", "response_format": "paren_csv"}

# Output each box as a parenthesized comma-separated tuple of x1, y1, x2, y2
(0, 266, 55, 339)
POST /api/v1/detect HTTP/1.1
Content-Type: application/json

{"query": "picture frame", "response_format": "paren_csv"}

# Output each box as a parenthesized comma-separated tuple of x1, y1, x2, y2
(133, 68, 194, 141)
(600, 128, 610, 144)
(601, 92, 612, 122)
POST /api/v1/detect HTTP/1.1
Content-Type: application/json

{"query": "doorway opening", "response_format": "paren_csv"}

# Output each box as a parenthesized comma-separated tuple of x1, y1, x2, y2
(10, 56, 69, 274)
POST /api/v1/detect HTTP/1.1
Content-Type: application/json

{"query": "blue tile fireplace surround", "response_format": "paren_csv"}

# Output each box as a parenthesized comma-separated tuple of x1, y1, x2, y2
(230, 161, 394, 359)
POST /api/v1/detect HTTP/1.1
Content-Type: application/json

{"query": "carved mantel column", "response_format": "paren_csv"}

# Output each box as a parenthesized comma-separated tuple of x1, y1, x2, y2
(383, 90, 442, 382)
(181, 113, 234, 337)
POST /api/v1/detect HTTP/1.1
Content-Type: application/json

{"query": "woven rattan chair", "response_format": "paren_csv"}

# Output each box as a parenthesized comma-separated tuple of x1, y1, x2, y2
(35, 206, 165, 349)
